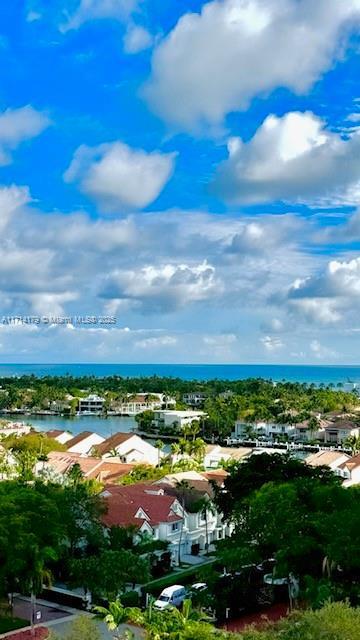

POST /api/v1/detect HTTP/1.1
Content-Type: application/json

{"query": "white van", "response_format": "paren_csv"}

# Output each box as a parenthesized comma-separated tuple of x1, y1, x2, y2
(153, 585, 186, 610)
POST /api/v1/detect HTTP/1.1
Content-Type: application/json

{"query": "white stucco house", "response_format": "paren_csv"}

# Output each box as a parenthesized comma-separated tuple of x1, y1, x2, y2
(66, 431, 105, 455)
(153, 410, 206, 431)
(95, 432, 161, 465)
(114, 393, 176, 416)
(102, 477, 231, 564)
(323, 421, 360, 444)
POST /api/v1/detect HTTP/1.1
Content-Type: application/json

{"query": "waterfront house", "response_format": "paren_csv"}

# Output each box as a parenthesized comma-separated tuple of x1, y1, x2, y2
(292, 419, 328, 442)
(153, 409, 206, 431)
(94, 432, 161, 465)
(182, 392, 207, 407)
(323, 420, 360, 444)
(204, 444, 252, 468)
(113, 393, 175, 416)
(49, 394, 74, 414)
(66, 431, 105, 455)
(233, 420, 295, 440)
(305, 450, 350, 471)
(78, 394, 105, 415)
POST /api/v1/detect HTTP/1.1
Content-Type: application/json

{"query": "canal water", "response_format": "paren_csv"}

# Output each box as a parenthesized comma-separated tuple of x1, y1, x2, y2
(3, 413, 137, 438)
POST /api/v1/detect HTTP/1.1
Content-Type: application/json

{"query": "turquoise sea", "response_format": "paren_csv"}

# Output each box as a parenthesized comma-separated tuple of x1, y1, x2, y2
(0, 362, 359, 384)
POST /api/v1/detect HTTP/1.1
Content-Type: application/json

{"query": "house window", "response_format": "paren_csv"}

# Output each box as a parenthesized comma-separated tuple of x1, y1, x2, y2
(171, 522, 179, 531)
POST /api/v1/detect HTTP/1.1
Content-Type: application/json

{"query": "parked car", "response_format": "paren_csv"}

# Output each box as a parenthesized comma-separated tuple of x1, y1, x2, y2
(153, 585, 186, 610)
(189, 582, 207, 593)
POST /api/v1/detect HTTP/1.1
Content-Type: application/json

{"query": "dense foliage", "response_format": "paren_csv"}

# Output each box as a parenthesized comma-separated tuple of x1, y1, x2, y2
(94, 599, 360, 640)
(0, 475, 150, 600)
(212, 453, 360, 606)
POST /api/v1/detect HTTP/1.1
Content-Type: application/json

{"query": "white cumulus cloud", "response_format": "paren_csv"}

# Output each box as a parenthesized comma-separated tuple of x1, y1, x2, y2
(60, 0, 138, 32)
(64, 141, 176, 211)
(213, 111, 360, 205)
(124, 24, 153, 54)
(144, 0, 360, 130)
(0, 106, 50, 165)
(0, 185, 31, 232)
(98, 261, 222, 313)
(282, 256, 360, 324)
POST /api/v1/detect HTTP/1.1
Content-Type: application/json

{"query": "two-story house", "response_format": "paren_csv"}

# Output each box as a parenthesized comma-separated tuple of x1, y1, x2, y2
(154, 470, 232, 551)
(182, 392, 207, 407)
(113, 394, 175, 416)
(101, 484, 185, 563)
(78, 394, 105, 415)
(233, 420, 295, 440)
(323, 420, 360, 444)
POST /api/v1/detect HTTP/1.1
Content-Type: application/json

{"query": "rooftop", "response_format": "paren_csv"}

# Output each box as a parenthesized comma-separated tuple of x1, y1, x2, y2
(94, 432, 134, 456)
(65, 430, 98, 449)
(305, 450, 349, 467)
(102, 484, 182, 529)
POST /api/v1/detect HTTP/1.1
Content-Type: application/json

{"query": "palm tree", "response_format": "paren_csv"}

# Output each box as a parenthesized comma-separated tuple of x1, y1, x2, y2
(344, 434, 360, 455)
(155, 440, 164, 466)
(94, 600, 139, 640)
(170, 442, 181, 470)
(193, 496, 216, 553)
(242, 423, 256, 440)
(188, 420, 200, 441)
(188, 438, 206, 464)
(175, 479, 191, 566)
(67, 462, 84, 486)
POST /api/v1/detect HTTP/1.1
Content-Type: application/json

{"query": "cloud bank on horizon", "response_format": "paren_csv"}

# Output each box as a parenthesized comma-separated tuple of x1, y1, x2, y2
(0, 0, 360, 363)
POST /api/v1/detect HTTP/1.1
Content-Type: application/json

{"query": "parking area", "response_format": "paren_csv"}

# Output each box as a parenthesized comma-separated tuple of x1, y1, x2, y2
(13, 597, 74, 625)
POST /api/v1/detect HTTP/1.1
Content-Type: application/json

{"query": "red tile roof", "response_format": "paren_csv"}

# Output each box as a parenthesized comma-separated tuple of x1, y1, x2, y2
(102, 484, 182, 529)
(46, 452, 134, 482)
(88, 462, 135, 482)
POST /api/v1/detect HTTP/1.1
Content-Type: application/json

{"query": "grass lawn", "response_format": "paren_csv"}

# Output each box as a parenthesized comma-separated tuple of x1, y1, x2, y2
(0, 617, 28, 633)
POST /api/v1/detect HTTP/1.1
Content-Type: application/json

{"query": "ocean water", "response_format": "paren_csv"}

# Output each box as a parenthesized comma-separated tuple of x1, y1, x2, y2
(0, 362, 359, 384)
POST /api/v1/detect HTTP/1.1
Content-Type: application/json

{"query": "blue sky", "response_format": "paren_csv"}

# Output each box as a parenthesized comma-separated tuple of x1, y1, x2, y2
(0, 0, 360, 363)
